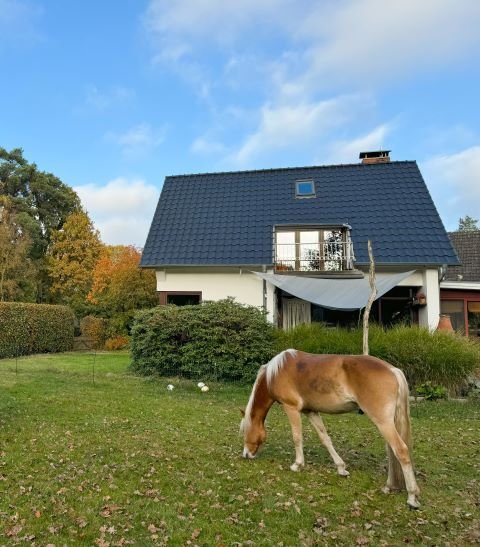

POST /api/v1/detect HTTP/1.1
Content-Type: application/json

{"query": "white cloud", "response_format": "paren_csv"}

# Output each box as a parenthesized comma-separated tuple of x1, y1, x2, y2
(229, 94, 371, 167)
(143, 0, 480, 171)
(299, 0, 480, 88)
(144, 0, 295, 52)
(327, 124, 393, 164)
(74, 178, 159, 246)
(422, 146, 480, 231)
(144, 0, 480, 97)
(83, 84, 134, 112)
(105, 123, 166, 158)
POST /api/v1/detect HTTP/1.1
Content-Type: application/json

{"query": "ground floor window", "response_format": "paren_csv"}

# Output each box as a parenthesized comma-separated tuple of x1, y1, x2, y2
(440, 300, 465, 333)
(277, 286, 418, 330)
(440, 290, 480, 338)
(158, 291, 202, 306)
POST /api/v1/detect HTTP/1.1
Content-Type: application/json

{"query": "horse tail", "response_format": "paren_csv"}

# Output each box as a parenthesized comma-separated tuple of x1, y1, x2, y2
(388, 367, 413, 490)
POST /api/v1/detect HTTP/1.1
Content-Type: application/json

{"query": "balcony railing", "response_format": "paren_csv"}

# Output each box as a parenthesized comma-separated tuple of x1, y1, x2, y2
(275, 240, 355, 272)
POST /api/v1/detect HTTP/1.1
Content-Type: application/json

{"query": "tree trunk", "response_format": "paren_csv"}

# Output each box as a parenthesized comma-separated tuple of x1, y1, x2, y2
(363, 240, 377, 355)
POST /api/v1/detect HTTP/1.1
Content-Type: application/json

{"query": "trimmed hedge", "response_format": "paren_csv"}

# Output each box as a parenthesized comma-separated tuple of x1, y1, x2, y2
(275, 323, 480, 392)
(130, 299, 275, 382)
(0, 302, 75, 358)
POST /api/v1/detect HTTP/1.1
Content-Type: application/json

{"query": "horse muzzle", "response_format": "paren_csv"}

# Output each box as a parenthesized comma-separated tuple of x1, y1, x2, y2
(243, 447, 256, 459)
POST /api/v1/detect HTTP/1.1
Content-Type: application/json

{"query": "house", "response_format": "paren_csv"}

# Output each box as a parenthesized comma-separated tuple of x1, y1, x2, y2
(440, 231, 480, 338)
(141, 151, 459, 330)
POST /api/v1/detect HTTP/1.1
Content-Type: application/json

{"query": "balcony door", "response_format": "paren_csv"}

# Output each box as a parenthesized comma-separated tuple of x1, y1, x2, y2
(275, 228, 346, 272)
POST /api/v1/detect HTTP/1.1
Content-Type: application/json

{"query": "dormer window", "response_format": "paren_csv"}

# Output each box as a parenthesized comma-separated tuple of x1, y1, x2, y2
(295, 179, 315, 198)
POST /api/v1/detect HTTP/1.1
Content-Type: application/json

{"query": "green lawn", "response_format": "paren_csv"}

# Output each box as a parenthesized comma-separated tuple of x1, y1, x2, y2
(0, 352, 479, 546)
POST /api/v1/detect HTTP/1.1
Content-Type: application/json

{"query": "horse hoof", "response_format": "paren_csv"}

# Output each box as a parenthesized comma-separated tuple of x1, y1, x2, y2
(290, 463, 303, 472)
(337, 468, 350, 477)
(381, 486, 391, 494)
(408, 498, 421, 510)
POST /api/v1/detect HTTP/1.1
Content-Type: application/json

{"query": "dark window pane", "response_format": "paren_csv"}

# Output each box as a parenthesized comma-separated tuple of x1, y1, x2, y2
(467, 301, 480, 338)
(167, 294, 201, 306)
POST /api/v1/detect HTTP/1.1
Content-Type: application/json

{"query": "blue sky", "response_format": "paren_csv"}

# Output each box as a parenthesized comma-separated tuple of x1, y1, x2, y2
(1, 0, 480, 246)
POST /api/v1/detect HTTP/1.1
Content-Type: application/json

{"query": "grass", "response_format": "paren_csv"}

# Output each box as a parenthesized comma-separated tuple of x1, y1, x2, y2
(0, 352, 479, 546)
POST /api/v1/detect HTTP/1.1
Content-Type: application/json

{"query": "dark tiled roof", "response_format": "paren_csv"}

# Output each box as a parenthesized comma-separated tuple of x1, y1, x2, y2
(141, 161, 460, 267)
(445, 231, 480, 281)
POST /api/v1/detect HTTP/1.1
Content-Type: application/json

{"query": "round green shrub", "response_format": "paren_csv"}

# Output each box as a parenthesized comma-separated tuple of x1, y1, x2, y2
(130, 299, 275, 382)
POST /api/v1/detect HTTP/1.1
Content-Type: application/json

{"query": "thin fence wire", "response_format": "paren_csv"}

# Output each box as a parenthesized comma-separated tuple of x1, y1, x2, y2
(0, 347, 108, 386)
(0, 342, 251, 386)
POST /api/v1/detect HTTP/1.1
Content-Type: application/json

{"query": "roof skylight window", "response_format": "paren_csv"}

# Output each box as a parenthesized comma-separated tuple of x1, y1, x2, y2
(295, 179, 315, 198)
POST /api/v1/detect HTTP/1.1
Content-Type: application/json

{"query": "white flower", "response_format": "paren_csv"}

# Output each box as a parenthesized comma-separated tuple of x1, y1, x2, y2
(167, 384, 174, 391)
(197, 382, 205, 388)
(201, 385, 209, 392)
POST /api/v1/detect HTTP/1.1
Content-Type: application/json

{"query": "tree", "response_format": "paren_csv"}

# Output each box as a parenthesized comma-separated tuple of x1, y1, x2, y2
(47, 211, 102, 314)
(458, 215, 479, 231)
(0, 147, 81, 300)
(87, 245, 157, 332)
(0, 200, 36, 301)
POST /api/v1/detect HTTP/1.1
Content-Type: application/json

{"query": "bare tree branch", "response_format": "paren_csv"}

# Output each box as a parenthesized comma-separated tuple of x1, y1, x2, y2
(363, 240, 377, 355)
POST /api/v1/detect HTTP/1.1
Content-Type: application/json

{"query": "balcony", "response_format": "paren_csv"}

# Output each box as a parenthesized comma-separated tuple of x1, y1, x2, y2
(274, 228, 355, 273)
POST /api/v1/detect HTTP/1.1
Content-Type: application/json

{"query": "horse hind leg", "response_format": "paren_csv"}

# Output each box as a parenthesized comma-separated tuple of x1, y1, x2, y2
(282, 404, 305, 471)
(375, 420, 420, 509)
(307, 413, 349, 476)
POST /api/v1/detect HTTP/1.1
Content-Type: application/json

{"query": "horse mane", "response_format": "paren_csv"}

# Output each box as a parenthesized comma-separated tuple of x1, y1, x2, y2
(240, 349, 297, 434)
(240, 364, 266, 434)
(265, 349, 297, 387)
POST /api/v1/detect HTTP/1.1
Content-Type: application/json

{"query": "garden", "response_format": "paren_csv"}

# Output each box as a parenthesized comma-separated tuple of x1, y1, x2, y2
(1, 351, 479, 546)
(1, 300, 480, 544)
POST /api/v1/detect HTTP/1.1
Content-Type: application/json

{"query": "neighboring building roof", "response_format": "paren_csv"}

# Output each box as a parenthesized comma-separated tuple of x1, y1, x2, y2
(445, 231, 480, 282)
(141, 161, 460, 268)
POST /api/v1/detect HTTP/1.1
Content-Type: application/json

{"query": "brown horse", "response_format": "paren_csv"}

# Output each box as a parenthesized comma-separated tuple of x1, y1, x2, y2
(240, 349, 420, 509)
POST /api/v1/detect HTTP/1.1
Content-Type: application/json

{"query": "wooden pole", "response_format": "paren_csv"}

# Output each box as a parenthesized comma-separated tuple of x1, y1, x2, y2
(363, 240, 377, 355)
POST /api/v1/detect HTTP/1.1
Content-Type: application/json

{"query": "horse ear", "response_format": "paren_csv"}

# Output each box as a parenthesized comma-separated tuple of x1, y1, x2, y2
(240, 408, 245, 417)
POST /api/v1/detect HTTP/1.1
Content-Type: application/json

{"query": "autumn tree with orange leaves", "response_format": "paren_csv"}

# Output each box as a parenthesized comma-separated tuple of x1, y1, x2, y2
(87, 245, 157, 335)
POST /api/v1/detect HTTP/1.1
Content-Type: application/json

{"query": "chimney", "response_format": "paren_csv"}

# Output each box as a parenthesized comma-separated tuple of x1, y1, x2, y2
(359, 150, 391, 164)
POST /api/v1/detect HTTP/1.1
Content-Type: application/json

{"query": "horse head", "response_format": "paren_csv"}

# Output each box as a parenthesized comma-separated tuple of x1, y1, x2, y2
(240, 409, 267, 459)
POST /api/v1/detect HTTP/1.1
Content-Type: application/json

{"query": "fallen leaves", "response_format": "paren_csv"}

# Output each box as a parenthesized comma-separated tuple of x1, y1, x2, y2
(100, 504, 122, 518)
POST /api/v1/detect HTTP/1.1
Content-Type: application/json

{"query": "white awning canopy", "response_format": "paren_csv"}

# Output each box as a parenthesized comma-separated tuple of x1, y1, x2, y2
(254, 271, 416, 310)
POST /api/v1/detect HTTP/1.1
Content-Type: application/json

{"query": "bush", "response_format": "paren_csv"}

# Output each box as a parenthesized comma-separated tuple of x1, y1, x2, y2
(80, 315, 107, 349)
(105, 311, 136, 338)
(104, 336, 129, 351)
(275, 323, 480, 392)
(130, 299, 275, 382)
(415, 382, 448, 401)
(0, 302, 74, 358)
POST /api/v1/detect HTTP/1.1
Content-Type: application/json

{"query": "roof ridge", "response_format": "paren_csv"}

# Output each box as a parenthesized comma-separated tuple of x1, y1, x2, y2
(165, 160, 417, 180)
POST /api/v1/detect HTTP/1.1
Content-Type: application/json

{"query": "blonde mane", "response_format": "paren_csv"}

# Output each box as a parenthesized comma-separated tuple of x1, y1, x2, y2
(240, 364, 266, 434)
(240, 349, 297, 434)
(265, 349, 297, 387)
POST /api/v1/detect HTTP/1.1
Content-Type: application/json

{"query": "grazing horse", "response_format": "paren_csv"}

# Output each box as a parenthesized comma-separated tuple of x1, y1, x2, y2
(240, 349, 420, 509)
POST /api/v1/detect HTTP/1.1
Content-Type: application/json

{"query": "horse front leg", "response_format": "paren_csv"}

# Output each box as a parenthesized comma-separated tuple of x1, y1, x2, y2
(307, 412, 349, 476)
(282, 404, 304, 471)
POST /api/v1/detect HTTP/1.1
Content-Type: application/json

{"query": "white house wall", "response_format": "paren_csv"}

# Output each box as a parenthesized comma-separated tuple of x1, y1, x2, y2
(418, 268, 441, 330)
(156, 267, 440, 330)
(156, 269, 276, 322)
